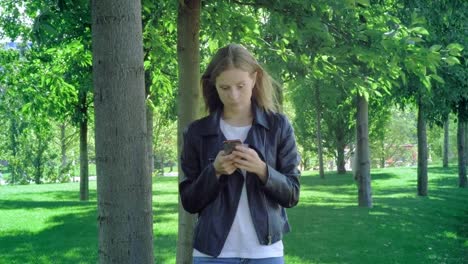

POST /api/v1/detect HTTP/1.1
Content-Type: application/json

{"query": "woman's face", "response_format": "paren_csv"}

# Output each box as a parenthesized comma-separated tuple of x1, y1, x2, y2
(215, 68, 256, 111)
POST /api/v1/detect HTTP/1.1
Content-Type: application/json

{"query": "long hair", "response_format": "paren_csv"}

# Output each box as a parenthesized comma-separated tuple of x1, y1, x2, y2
(201, 44, 279, 113)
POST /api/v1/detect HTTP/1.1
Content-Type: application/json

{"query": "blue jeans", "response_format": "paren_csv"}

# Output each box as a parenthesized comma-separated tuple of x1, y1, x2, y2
(193, 256, 284, 264)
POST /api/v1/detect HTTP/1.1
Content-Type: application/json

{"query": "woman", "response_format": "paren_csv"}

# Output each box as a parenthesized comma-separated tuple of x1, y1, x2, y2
(179, 44, 300, 264)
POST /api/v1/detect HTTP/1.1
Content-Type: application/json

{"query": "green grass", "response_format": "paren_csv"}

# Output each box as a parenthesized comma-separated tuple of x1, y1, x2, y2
(72, 164, 97, 177)
(0, 166, 467, 263)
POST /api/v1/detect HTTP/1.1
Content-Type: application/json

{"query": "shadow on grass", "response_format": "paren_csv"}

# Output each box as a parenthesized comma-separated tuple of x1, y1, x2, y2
(0, 186, 179, 263)
(0, 199, 95, 210)
(0, 207, 178, 264)
(286, 168, 468, 264)
(0, 210, 98, 264)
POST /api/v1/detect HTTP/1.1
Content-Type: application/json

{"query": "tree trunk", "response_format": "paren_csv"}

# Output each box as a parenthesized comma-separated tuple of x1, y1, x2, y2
(177, 1, 201, 263)
(356, 94, 372, 207)
(417, 97, 428, 196)
(79, 92, 89, 201)
(315, 86, 325, 179)
(34, 135, 45, 184)
(380, 140, 385, 168)
(92, 0, 153, 263)
(60, 123, 68, 181)
(336, 126, 346, 174)
(9, 118, 19, 184)
(465, 122, 468, 167)
(457, 105, 467, 188)
(443, 115, 449, 168)
(336, 147, 346, 174)
(145, 70, 154, 176)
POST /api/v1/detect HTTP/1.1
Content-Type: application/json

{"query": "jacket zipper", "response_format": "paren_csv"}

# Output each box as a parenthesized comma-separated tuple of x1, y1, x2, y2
(262, 128, 272, 245)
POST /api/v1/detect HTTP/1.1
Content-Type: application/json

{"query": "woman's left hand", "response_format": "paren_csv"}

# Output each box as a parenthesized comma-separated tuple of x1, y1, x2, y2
(232, 145, 267, 183)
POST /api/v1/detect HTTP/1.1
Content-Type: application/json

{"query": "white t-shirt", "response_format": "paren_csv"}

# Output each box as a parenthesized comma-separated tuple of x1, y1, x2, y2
(193, 119, 283, 258)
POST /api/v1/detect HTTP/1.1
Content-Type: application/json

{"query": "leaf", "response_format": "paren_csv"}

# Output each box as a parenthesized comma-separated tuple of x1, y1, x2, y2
(406, 37, 423, 44)
(363, 90, 369, 102)
(430, 74, 445, 84)
(422, 76, 431, 91)
(429, 45, 442, 52)
(447, 43, 464, 52)
(355, 0, 370, 6)
(447, 43, 463, 56)
(409, 27, 429, 35)
(401, 72, 408, 86)
(444, 56, 460, 66)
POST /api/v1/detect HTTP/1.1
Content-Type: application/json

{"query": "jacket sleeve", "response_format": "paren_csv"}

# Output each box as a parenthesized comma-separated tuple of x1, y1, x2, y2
(178, 125, 223, 214)
(262, 115, 301, 208)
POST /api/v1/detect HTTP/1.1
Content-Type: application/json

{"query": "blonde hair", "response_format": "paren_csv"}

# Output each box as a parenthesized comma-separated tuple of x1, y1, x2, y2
(201, 44, 279, 113)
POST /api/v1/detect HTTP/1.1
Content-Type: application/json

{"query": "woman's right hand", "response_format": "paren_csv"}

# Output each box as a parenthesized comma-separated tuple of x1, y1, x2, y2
(213, 151, 237, 178)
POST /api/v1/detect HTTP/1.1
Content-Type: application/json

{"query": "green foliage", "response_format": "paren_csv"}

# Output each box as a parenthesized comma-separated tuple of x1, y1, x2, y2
(0, 38, 93, 184)
(1, 0, 465, 185)
(142, 0, 178, 122)
(395, 0, 467, 124)
(153, 120, 178, 175)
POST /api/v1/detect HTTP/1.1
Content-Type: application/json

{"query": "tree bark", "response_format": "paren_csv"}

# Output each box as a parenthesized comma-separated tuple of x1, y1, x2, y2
(336, 126, 346, 174)
(443, 115, 449, 168)
(177, 1, 201, 263)
(380, 140, 385, 168)
(33, 135, 45, 184)
(92, 0, 153, 263)
(417, 97, 428, 196)
(465, 122, 468, 167)
(9, 118, 19, 184)
(145, 70, 154, 176)
(60, 122, 67, 181)
(79, 92, 89, 201)
(315, 86, 325, 179)
(356, 94, 372, 207)
(457, 106, 467, 188)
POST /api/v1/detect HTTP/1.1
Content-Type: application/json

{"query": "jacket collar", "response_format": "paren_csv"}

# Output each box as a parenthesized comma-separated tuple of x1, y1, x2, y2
(200, 102, 270, 136)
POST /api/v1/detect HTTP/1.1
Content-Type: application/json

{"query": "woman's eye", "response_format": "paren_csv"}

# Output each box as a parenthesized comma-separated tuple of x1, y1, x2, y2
(237, 84, 244, 89)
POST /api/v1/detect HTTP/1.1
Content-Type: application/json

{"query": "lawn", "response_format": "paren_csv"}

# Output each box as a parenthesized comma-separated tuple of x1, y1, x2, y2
(0, 166, 466, 263)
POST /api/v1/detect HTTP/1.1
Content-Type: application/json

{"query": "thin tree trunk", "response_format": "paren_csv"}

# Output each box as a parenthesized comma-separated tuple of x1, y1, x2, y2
(92, 0, 153, 263)
(465, 122, 468, 167)
(79, 98, 89, 201)
(34, 135, 45, 184)
(315, 86, 325, 178)
(145, 71, 154, 176)
(9, 118, 19, 184)
(380, 140, 385, 168)
(336, 126, 346, 174)
(443, 114, 449, 168)
(356, 94, 372, 207)
(60, 123, 68, 181)
(336, 148, 346, 173)
(457, 105, 467, 188)
(177, 1, 201, 263)
(417, 97, 428, 196)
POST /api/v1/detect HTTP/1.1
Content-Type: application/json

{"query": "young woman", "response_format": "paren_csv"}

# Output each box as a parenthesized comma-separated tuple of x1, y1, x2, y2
(179, 44, 301, 264)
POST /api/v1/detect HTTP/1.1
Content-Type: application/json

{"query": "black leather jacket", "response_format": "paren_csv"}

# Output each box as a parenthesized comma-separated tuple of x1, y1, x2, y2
(179, 104, 301, 257)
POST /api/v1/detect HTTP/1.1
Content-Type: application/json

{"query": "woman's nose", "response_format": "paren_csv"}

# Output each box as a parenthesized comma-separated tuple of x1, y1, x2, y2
(228, 88, 239, 99)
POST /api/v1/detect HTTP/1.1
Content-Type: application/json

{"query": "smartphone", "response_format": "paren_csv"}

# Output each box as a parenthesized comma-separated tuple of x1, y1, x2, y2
(223, 139, 242, 155)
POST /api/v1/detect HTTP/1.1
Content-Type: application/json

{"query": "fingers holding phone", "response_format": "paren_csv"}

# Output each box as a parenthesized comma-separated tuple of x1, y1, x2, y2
(232, 145, 267, 183)
(213, 151, 237, 178)
(213, 140, 243, 178)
